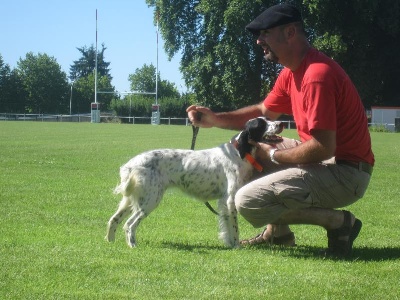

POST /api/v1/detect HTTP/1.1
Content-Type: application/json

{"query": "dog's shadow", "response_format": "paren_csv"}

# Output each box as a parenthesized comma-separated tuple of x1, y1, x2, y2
(161, 241, 231, 253)
(161, 241, 400, 261)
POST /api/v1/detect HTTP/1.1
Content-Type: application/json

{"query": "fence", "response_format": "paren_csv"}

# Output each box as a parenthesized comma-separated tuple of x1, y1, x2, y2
(2, 113, 399, 132)
(0, 113, 191, 125)
(0, 113, 92, 122)
(0, 113, 299, 128)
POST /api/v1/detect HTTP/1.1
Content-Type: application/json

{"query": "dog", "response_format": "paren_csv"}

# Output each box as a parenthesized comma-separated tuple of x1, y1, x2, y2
(105, 117, 284, 248)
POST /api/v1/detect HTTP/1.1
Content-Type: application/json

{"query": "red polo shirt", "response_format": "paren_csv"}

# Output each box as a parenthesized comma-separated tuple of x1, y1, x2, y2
(264, 48, 374, 165)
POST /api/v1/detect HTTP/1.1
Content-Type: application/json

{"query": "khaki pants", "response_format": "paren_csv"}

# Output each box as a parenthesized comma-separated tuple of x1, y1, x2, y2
(235, 138, 372, 228)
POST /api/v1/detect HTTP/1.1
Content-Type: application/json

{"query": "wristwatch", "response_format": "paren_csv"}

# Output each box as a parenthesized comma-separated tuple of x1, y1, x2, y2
(269, 148, 280, 165)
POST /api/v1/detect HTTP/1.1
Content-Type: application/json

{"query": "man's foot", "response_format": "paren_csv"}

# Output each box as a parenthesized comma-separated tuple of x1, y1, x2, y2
(324, 210, 362, 258)
(240, 226, 296, 247)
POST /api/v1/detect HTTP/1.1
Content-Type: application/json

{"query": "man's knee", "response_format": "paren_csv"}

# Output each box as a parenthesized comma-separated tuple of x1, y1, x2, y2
(234, 185, 251, 215)
(234, 183, 282, 228)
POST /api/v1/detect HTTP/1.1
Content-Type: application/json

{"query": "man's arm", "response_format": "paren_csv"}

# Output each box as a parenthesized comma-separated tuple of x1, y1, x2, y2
(187, 102, 282, 130)
(254, 129, 336, 165)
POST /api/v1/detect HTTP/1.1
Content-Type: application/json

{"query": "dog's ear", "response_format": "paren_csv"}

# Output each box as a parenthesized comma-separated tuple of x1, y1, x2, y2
(236, 118, 267, 159)
(246, 118, 267, 142)
(236, 131, 251, 159)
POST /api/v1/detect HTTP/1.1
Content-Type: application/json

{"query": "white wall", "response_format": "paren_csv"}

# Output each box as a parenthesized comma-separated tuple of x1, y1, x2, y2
(371, 107, 400, 132)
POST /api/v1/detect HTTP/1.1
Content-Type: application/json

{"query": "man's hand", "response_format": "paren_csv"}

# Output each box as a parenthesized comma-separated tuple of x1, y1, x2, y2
(249, 129, 336, 166)
(186, 105, 217, 128)
(248, 140, 275, 164)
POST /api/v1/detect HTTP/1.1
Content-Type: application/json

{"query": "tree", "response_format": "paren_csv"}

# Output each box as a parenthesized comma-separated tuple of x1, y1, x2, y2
(72, 73, 115, 113)
(146, 0, 275, 110)
(128, 63, 180, 99)
(69, 43, 116, 113)
(303, 0, 400, 106)
(147, 0, 400, 109)
(17, 52, 69, 113)
(0, 55, 26, 113)
(110, 63, 183, 118)
(69, 44, 112, 81)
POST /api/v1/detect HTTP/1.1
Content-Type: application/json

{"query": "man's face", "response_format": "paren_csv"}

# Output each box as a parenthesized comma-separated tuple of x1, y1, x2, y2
(256, 27, 287, 63)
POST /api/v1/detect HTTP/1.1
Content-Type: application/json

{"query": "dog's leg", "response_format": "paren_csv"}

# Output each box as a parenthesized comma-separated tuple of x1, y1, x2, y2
(123, 210, 147, 248)
(119, 176, 165, 248)
(217, 195, 240, 248)
(105, 196, 132, 242)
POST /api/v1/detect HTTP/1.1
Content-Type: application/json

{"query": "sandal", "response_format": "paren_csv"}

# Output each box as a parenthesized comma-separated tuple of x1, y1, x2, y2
(240, 228, 296, 247)
(324, 210, 362, 258)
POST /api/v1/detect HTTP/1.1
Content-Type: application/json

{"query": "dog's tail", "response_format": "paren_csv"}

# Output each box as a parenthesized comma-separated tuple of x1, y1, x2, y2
(114, 167, 136, 196)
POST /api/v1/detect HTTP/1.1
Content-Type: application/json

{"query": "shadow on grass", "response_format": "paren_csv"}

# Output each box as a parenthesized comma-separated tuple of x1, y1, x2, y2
(248, 244, 400, 261)
(351, 246, 400, 261)
(161, 241, 400, 261)
(161, 241, 232, 253)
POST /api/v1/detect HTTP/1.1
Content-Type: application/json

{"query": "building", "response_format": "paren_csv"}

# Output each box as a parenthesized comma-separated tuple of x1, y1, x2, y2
(371, 106, 400, 132)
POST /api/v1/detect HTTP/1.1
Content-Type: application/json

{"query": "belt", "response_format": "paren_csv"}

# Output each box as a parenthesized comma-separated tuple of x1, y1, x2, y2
(336, 160, 373, 175)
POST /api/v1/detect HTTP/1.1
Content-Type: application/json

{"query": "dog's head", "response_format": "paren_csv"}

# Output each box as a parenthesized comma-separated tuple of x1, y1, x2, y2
(235, 117, 284, 159)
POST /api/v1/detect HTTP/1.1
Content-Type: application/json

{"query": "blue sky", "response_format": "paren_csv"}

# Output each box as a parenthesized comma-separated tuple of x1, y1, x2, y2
(0, 0, 185, 93)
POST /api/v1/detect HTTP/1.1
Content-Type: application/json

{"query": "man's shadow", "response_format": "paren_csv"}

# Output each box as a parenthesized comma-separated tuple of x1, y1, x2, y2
(247, 245, 400, 261)
(161, 241, 400, 261)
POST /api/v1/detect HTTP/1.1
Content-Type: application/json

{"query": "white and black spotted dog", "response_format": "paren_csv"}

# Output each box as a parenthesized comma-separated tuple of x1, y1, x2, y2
(105, 117, 283, 248)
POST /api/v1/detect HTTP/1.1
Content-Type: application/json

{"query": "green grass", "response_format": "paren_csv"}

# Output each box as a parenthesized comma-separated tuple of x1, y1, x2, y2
(0, 121, 399, 299)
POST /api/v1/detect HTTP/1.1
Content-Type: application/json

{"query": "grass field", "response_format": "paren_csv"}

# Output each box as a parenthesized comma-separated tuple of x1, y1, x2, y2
(1, 121, 399, 299)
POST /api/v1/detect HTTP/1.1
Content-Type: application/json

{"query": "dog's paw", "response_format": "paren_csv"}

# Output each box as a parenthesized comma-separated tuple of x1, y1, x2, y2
(125, 233, 137, 248)
(105, 235, 115, 242)
(105, 232, 116, 242)
(127, 242, 137, 248)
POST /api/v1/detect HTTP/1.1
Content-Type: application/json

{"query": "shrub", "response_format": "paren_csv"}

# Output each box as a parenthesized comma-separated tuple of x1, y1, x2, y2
(369, 124, 391, 132)
(110, 95, 190, 119)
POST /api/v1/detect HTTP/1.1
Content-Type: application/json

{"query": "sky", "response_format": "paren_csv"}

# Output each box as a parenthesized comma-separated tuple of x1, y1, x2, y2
(0, 0, 185, 93)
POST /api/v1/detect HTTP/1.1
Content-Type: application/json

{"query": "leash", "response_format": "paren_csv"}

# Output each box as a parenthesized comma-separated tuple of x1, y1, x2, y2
(190, 125, 200, 151)
(190, 115, 219, 216)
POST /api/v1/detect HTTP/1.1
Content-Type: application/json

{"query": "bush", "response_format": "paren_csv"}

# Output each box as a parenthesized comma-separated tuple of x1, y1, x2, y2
(369, 124, 391, 132)
(110, 95, 190, 119)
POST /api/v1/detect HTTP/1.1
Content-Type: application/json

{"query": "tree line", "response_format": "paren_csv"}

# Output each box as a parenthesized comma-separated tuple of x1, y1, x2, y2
(1, 0, 399, 116)
(0, 43, 187, 117)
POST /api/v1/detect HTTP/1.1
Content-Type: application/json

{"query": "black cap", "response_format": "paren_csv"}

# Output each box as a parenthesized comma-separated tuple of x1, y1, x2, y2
(246, 4, 302, 35)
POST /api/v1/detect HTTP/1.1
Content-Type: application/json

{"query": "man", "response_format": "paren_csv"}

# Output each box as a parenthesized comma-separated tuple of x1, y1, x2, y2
(187, 4, 374, 258)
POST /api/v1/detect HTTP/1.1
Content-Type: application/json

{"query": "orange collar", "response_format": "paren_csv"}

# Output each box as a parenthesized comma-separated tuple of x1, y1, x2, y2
(245, 153, 263, 172)
(230, 138, 263, 172)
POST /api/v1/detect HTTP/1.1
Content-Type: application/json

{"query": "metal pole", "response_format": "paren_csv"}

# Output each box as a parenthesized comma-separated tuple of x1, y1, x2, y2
(69, 85, 72, 115)
(95, 9, 98, 104)
(155, 10, 159, 105)
(129, 95, 132, 123)
(69, 81, 74, 115)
